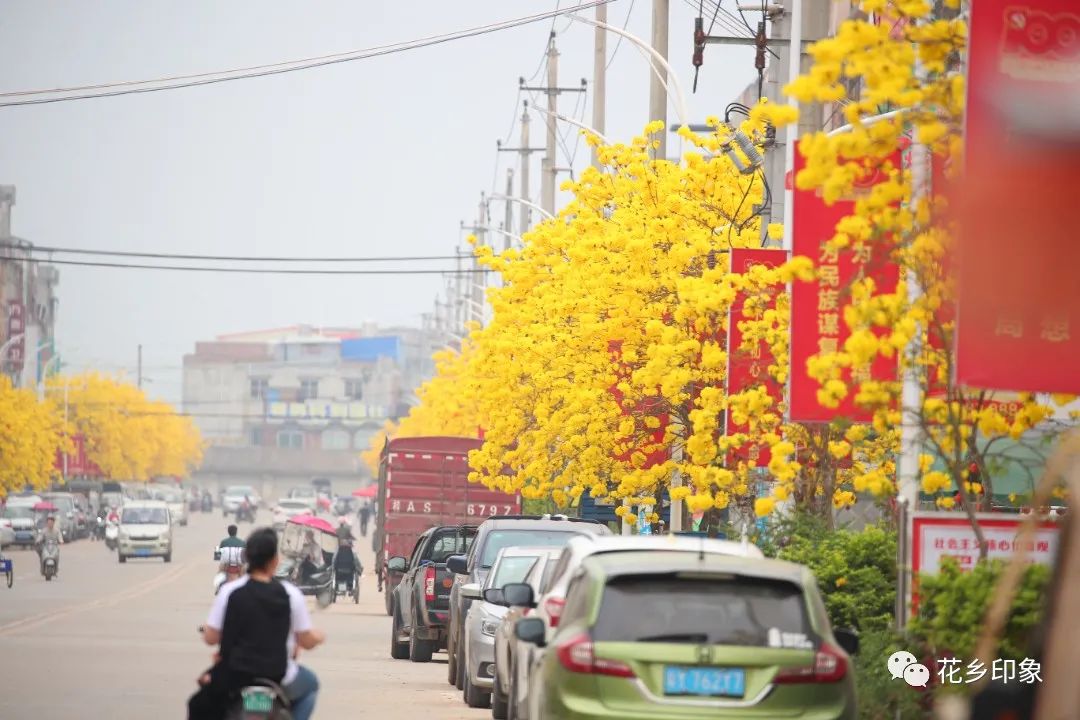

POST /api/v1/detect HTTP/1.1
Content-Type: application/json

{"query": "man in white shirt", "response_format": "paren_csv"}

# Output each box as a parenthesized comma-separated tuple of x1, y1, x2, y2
(190, 527, 325, 720)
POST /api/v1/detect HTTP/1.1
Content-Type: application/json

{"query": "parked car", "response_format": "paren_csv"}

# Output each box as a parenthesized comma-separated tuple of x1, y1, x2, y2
(117, 500, 173, 563)
(285, 486, 319, 513)
(150, 486, 188, 527)
(0, 506, 37, 547)
(496, 534, 768, 720)
(221, 485, 260, 516)
(460, 547, 556, 709)
(514, 550, 859, 720)
(388, 525, 477, 663)
(273, 499, 313, 531)
(6, 494, 43, 508)
(42, 493, 81, 542)
(445, 515, 611, 698)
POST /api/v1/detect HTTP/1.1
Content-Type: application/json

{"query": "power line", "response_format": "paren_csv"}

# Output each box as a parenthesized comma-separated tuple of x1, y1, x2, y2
(1, 241, 460, 263)
(0, 1, 614, 108)
(3, 256, 493, 275)
(605, 0, 637, 69)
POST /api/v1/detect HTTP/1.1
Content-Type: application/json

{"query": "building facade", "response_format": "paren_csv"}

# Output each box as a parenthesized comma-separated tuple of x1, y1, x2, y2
(0, 186, 60, 390)
(183, 324, 440, 499)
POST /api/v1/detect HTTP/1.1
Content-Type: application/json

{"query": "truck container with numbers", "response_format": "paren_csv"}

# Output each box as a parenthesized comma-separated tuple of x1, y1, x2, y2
(374, 436, 520, 615)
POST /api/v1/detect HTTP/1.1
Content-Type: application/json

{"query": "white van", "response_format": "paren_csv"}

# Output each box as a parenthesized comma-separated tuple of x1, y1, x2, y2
(117, 500, 173, 563)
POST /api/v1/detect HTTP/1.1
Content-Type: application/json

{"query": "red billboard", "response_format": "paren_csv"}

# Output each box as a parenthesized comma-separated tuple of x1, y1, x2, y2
(55, 434, 104, 477)
(789, 144, 900, 422)
(726, 248, 785, 465)
(954, 0, 1080, 393)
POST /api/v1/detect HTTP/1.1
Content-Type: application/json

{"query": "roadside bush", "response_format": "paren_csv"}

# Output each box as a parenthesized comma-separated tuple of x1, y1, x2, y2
(908, 558, 1049, 662)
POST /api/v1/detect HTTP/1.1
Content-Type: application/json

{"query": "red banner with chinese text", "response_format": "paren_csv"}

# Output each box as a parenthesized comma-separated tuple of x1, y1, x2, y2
(726, 248, 785, 466)
(789, 144, 900, 423)
(954, 0, 1080, 393)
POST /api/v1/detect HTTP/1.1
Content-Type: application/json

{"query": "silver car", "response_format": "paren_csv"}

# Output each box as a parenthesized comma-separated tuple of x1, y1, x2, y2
(461, 546, 551, 709)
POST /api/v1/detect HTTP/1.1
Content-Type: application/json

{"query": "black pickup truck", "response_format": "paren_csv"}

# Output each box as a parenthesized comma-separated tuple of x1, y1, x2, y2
(388, 524, 476, 663)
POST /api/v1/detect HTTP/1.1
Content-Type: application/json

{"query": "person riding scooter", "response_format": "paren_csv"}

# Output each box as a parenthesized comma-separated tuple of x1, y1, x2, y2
(36, 515, 63, 576)
(214, 526, 246, 595)
(235, 496, 255, 523)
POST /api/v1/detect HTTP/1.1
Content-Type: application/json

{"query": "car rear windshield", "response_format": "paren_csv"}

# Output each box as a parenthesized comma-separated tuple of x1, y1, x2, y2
(592, 574, 811, 647)
(227, 487, 254, 496)
(279, 501, 308, 509)
(429, 530, 474, 563)
(490, 556, 539, 588)
(122, 508, 169, 525)
(46, 496, 75, 511)
(2, 507, 33, 519)
(480, 529, 577, 567)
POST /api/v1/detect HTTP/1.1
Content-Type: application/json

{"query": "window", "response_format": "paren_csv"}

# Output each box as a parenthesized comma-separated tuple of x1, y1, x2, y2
(321, 429, 350, 450)
(591, 575, 810, 647)
(479, 529, 577, 568)
(277, 430, 303, 449)
(488, 556, 539, 589)
(299, 379, 319, 400)
(344, 379, 363, 400)
(250, 377, 269, 399)
(121, 507, 169, 524)
(429, 530, 474, 563)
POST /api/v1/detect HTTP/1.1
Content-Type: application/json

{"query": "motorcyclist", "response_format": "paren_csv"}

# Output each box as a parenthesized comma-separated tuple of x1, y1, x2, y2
(333, 522, 362, 593)
(190, 527, 324, 720)
(37, 515, 63, 575)
(236, 495, 254, 522)
(218, 524, 245, 551)
(335, 516, 354, 543)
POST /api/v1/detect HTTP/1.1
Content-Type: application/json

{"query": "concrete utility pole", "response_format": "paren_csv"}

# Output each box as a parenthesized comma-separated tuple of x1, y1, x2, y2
(137, 344, 143, 389)
(543, 34, 559, 216)
(473, 196, 487, 326)
(592, 1, 607, 168)
(649, 0, 670, 161)
(503, 169, 514, 252)
(522, 37, 586, 217)
(497, 102, 545, 235)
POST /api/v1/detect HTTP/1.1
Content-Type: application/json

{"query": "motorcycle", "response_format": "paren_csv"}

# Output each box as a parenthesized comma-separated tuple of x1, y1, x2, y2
(213, 547, 245, 595)
(235, 503, 255, 524)
(194, 627, 293, 719)
(104, 520, 119, 551)
(40, 539, 59, 581)
(92, 517, 106, 542)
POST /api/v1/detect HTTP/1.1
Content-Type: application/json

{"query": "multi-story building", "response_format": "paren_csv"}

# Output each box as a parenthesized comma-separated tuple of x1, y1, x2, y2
(0, 186, 60, 389)
(183, 324, 440, 499)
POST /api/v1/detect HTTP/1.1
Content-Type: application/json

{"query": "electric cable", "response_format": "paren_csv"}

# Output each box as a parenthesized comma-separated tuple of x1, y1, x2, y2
(0, 241, 460, 263)
(1, 256, 493, 275)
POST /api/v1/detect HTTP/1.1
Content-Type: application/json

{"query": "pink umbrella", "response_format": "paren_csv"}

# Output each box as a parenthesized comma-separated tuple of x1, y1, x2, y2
(352, 485, 377, 499)
(32, 501, 58, 512)
(287, 514, 335, 534)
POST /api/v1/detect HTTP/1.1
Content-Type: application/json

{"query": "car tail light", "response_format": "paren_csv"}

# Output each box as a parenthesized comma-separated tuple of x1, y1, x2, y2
(774, 644, 848, 684)
(544, 597, 565, 628)
(424, 566, 436, 602)
(555, 633, 635, 678)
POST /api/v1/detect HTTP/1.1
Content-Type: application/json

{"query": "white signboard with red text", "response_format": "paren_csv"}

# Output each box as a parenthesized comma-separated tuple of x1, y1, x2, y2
(912, 512, 1060, 575)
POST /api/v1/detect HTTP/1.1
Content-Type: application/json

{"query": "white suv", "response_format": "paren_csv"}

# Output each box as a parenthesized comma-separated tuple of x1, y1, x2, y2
(117, 500, 173, 563)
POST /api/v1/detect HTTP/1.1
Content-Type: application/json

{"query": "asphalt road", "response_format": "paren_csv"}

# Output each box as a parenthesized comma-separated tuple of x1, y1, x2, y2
(0, 510, 487, 720)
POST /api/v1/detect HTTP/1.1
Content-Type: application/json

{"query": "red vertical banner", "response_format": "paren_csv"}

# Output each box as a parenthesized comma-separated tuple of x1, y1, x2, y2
(726, 248, 785, 466)
(789, 143, 900, 423)
(5, 301, 25, 373)
(55, 434, 104, 477)
(954, 0, 1080, 393)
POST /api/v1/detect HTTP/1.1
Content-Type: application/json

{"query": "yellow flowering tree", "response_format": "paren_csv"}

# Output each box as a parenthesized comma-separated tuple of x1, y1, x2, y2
(0, 376, 65, 495)
(765, 0, 1071, 550)
(48, 372, 203, 481)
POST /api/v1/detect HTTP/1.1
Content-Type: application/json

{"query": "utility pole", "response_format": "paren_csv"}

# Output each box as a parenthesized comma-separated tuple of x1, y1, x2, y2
(649, 0, 670, 161)
(497, 102, 545, 234)
(592, 1, 607, 168)
(503, 168, 514, 252)
(521, 36, 586, 217)
(543, 35, 559, 215)
(137, 344, 143, 390)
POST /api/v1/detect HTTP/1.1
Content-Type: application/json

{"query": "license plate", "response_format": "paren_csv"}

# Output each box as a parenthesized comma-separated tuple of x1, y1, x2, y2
(0, 559, 11, 572)
(663, 666, 745, 698)
(133, 549, 152, 556)
(242, 691, 274, 713)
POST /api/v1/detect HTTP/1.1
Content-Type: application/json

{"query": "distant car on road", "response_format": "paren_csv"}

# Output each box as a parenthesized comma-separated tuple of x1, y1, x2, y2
(273, 499, 313, 531)
(221, 485, 260, 516)
(285, 486, 319, 513)
(514, 550, 860, 720)
(150, 486, 188, 527)
(117, 500, 173, 563)
(0, 506, 38, 547)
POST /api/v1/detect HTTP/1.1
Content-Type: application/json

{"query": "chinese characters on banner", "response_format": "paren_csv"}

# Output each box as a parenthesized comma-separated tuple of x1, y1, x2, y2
(954, 0, 1080, 393)
(726, 248, 785, 465)
(789, 143, 899, 422)
(5, 300, 25, 373)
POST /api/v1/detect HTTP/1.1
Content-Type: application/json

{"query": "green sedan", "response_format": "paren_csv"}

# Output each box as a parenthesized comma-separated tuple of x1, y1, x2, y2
(512, 550, 858, 719)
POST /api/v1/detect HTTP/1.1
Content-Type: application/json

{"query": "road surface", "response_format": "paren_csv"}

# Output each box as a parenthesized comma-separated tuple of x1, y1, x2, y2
(0, 510, 487, 720)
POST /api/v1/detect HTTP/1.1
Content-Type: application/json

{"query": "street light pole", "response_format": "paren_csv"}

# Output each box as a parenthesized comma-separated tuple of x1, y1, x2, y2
(592, 0, 607, 169)
(488, 194, 555, 221)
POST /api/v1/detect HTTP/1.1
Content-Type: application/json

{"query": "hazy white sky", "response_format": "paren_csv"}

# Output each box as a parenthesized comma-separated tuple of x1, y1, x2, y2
(0, 1, 751, 403)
